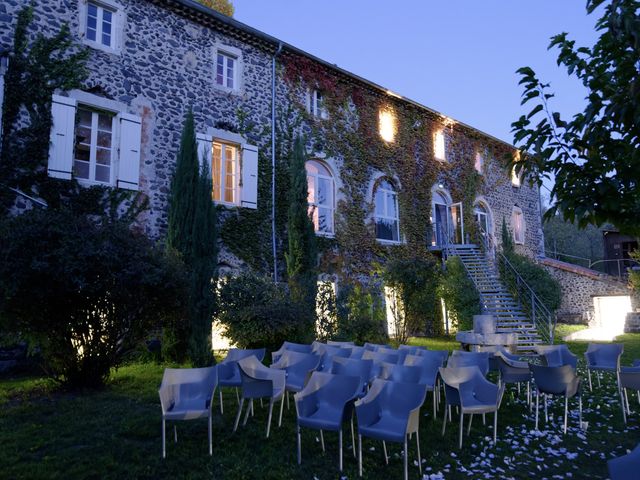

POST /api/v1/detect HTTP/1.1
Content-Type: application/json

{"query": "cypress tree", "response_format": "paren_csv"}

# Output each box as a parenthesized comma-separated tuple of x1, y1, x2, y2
(285, 137, 317, 323)
(166, 110, 217, 365)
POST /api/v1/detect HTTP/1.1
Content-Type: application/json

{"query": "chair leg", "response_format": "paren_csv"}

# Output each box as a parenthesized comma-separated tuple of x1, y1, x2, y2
(467, 413, 473, 435)
(219, 388, 224, 414)
(621, 386, 628, 424)
(587, 368, 592, 392)
(544, 394, 548, 423)
(278, 395, 285, 427)
(597, 371, 601, 388)
(208, 414, 212, 456)
(416, 430, 422, 473)
(564, 395, 568, 434)
(174, 425, 177, 443)
(358, 434, 363, 477)
(482, 413, 486, 425)
(579, 395, 583, 425)
(625, 388, 631, 415)
(162, 418, 166, 458)
(441, 402, 448, 436)
(493, 409, 498, 444)
(339, 428, 343, 472)
(235, 387, 239, 404)
(535, 390, 539, 431)
(404, 436, 408, 480)
(527, 382, 531, 410)
(233, 397, 245, 432)
(266, 398, 274, 438)
(297, 424, 302, 465)
(286, 391, 290, 410)
(458, 410, 464, 449)
(433, 389, 437, 419)
(382, 440, 388, 464)
(351, 415, 356, 458)
(242, 399, 253, 426)
(517, 382, 521, 396)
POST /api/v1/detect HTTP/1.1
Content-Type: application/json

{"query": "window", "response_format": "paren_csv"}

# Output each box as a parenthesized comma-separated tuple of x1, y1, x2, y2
(512, 207, 525, 244)
(216, 52, 237, 89)
(80, 0, 121, 52)
(73, 107, 115, 184)
(511, 166, 522, 187)
(474, 203, 489, 235)
(212, 141, 239, 204)
(308, 89, 328, 119)
(434, 130, 446, 161)
(306, 160, 334, 236)
(374, 180, 400, 243)
(379, 109, 396, 143)
(475, 151, 484, 173)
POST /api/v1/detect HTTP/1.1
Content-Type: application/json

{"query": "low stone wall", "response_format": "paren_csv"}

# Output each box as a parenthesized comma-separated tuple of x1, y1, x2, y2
(625, 312, 640, 333)
(539, 257, 633, 323)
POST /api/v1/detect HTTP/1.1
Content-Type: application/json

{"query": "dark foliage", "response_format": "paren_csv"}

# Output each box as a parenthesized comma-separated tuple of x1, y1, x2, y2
(438, 256, 481, 332)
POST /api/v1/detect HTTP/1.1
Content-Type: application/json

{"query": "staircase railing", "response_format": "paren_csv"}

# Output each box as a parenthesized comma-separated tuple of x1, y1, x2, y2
(477, 229, 555, 344)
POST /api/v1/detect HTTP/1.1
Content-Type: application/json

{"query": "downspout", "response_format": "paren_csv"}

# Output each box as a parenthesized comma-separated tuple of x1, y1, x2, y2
(271, 42, 283, 282)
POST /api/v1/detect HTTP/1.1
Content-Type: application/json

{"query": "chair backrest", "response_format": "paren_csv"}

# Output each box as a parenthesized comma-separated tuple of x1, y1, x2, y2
(303, 371, 362, 406)
(331, 357, 373, 391)
(585, 343, 624, 368)
(416, 349, 449, 366)
(327, 340, 355, 347)
(398, 345, 426, 356)
(224, 348, 266, 363)
(378, 347, 407, 363)
(439, 366, 482, 406)
(159, 366, 218, 413)
(378, 362, 422, 383)
(403, 354, 441, 387)
(619, 367, 640, 390)
(529, 364, 578, 395)
(362, 350, 400, 365)
(347, 346, 366, 359)
(279, 351, 321, 372)
(447, 351, 490, 376)
(363, 342, 389, 352)
(365, 379, 427, 418)
(536, 345, 577, 369)
(238, 356, 283, 398)
(608, 443, 640, 480)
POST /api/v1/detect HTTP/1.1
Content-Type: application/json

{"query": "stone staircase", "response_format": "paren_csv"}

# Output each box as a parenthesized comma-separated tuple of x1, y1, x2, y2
(452, 244, 543, 353)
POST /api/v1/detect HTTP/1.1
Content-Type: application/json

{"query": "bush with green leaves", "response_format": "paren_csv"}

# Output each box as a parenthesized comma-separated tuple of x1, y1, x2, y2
(381, 251, 442, 340)
(438, 256, 480, 332)
(0, 209, 188, 388)
(315, 281, 338, 341)
(216, 274, 312, 352)
(335, 283, 387, 345)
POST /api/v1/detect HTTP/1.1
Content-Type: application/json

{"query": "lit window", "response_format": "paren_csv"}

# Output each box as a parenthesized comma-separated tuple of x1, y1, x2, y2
(374, 180, 400, 243)
(308, 89, 328, 119)
(379, 109, 395, 143)
(216, 52, 237, 89)
(73, 107, 114, 184)
(511, 166, 522, 187)
(475, 151, 484, 173)
(434, 130, 446, 161)
(306, 160, 334, 235)
(212, 141, 239, 204)
(85, 2, 116, 48)
(513, 208, 525, 244)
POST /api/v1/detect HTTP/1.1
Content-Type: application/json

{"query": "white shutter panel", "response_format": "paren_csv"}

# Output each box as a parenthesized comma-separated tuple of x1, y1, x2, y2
(117, 112, 142, 190)
(48, 95, 77, 180)
(240, 143, 258, 209)
(196, 132, 213, 174)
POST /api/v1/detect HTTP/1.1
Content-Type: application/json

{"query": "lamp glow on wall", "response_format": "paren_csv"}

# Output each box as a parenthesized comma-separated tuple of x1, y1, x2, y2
(511, 151, 522, 187)
(378, 108, 396, 143)
(434, 130, 446, 161)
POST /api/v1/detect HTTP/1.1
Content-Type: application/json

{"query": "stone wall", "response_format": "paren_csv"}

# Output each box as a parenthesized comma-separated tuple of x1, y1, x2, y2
(539, 257, 633, 323)
(0, 0, 545, 273)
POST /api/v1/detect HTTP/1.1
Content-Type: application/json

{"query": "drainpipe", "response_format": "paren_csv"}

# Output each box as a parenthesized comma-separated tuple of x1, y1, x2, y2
(271, 42, 283, 282)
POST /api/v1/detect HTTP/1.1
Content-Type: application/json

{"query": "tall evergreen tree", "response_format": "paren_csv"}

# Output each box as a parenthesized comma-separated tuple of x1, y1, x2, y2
(166, 110, 217, 366)
(285, 137, 317, 322)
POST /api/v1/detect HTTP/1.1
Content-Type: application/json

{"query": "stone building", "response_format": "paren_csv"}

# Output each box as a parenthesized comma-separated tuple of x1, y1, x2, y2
(0, 0, 544, 281)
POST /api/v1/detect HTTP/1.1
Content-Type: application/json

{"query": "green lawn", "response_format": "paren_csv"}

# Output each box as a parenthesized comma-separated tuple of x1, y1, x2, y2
(2, 332, 640, 479)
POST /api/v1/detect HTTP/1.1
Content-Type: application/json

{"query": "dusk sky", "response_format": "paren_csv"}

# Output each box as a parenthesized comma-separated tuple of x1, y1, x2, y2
(232, 1, 600, 148)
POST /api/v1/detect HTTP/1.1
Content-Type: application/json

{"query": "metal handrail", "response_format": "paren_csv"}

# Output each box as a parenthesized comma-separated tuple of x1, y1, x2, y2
(477, 228, 554, 343)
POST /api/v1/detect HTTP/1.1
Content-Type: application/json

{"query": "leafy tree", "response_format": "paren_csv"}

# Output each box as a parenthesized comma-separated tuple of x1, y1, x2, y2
(0, 210, 188, 388)
(438, 256, 480, 332)
(512, 0, 640, 235)
(543, 210, 604, 266)
(0, 5, 89, 214)
(285, 137, 317, 318)
(197, 0, 234, 17)
(335, 283, 387, 345)
(166, 111, 218, 366)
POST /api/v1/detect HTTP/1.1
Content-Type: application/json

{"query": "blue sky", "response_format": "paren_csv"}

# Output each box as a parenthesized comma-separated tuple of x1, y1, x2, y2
(232, 0, 600, 147)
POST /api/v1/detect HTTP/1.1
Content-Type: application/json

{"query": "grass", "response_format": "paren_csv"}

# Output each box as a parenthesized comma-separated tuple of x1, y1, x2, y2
(2, 331, 640, 479)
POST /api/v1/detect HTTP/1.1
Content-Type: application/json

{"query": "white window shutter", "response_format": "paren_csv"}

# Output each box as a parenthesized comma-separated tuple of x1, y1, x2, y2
(241, 143, 258, 209)
(196, 132, 213, 174)
(117, 112, 142, 190)
(48, 94, 77, 180)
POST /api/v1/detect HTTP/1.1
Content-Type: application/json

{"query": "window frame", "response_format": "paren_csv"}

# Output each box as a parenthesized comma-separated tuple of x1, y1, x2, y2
(212, 44, 243, 93)
(307, 89, 328, 120)
(215, 51, 237, 90)
(211, 139, 240, 206)
(475, 150, 484, 174)
(73, 106, 117, 186)
(79, 0, 122, 54)
(373, 179, 401, 244)
(434, 130, 447, 162)
(512, 207, 525, 245)
(306, 160, 335, 237)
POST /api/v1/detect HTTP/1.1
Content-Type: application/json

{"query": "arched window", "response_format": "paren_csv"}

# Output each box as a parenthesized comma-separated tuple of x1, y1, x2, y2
(306, 160, 335, 235)
(474, 202, 490, 235)
(374, 179, 400, 242)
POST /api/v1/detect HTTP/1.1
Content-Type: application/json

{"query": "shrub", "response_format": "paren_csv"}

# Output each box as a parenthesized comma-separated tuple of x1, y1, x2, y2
(382, 252, 442, 340)
(438, 256, 481, 332)
(336, 283, 387, 345)
(216, 274, 312, 352)
(0, 210, 188, 388)
(315, 281, 338, 341)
